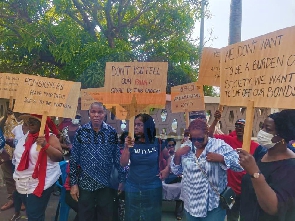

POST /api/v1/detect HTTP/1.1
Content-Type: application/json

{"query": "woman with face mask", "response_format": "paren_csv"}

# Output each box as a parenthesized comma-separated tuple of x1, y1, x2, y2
(239, 110, 295, 221)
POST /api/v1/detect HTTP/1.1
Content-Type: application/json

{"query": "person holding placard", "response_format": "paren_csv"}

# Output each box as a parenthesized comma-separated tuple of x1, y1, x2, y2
(69, 102, 126, 221)
(13, 114, 63, 221)
(171, 119, 243, 221)
(239, 110, 295, 221)
(121, 113, 171, 221)
(208, 111, 259, 221)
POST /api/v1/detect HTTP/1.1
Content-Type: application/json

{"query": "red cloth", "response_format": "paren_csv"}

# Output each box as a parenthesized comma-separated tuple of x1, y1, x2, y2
(64, 164, 71, 191)
(228, 130, 237, 137)
(17, 115, 59, 197)
(214, 135, 259, 195)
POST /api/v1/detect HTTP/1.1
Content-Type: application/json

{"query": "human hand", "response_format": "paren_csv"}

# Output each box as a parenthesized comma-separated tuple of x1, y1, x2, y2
(238, 149, 259, 175)
(175, 145, 191, 157)
(36, 136, 47, 148)
(214, 110, 221, 121)
(158, 167, 170, 180)
(206, 152, 224, 163)
(125, 136, 135, 148)
(70, 185, 79, 201)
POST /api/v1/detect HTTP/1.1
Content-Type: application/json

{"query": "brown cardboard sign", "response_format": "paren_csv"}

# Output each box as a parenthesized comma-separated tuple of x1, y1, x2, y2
(104, 62, 168, 107)
(198, 47, 221, 87)
(14, 74, 81, 118)
(0, 73, 20, 99)
(220, 26, 295, 108)
(171, 82, 205, 113)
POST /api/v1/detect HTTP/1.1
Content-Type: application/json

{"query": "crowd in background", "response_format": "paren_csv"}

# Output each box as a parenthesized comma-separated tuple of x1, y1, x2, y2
(0, 103, 295, 221)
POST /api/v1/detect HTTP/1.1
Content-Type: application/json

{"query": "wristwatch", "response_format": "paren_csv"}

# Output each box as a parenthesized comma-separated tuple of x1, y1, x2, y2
(251, 171, 261, 179)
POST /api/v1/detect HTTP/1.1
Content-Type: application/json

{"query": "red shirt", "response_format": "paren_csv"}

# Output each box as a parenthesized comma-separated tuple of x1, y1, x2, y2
(64, 164, 71, 191)
(214, 135, 259, 195)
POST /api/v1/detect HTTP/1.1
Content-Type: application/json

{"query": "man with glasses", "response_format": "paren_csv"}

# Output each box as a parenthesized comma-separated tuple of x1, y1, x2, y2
(209, 110, 259, 221)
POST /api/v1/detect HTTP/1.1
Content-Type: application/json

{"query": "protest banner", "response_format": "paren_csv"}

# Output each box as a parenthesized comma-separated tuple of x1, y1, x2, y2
(14, 74, 81, 118)
(198, 47, 221, 87)
(0, 73, 21, 108)
(104, 62, 168, 106)
(81, 88, 104, 110)
(171, 82, 205, 128)
(220, 25, 295, 109)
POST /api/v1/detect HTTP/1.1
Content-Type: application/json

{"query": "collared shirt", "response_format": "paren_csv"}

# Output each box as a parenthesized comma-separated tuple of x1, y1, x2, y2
(70, 121, 126, 191)
(171, 137, 243, 218)
(0, 129, 5, 151)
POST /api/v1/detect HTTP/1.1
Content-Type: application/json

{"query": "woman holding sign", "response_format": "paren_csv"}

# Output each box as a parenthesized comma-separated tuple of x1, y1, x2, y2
(171, 119, 243, 221)
(239, 110, 295, 221)
(121, 113, 171, 221)
(13, 114, 63, 221)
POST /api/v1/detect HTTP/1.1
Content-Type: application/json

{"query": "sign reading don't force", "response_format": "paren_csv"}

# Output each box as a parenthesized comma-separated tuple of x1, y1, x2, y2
(104, 62, 168, 106)
(220, 25, 295, 108)
(14, 74, 81, 118)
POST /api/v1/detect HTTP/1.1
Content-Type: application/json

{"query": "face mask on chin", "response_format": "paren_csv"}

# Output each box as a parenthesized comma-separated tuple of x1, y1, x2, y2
(257, 130, 279, 149)
(72, 119, 80, 125)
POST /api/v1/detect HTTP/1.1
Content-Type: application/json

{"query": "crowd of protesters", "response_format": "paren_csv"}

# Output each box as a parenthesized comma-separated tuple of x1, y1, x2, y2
(1, 102, 295, 221)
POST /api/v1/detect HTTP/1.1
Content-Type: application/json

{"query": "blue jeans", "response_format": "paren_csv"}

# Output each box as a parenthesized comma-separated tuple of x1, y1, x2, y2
(19, 185, 54, 221)
(125, 180, 162, 221)
(185, 206, 226, 221)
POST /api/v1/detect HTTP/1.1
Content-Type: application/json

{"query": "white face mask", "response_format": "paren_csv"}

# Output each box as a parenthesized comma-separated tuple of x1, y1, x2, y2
(257, 130, 277, 149)
(72, 119, 80, 125)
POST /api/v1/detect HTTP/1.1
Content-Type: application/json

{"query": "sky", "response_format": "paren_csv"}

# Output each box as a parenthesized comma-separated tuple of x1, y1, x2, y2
(194, 0, 295, 48)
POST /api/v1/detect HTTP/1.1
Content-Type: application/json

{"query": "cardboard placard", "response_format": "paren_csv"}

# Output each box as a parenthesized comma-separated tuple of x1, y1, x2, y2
(81, 88, 104, 110)
(14, 74, 81, 118)
(220, 25, 295, 108)
(104, 62, 168, 107)
(0, 73, 20, 99)
(171, 82, 205, 113)
(198, 47, 221, 86)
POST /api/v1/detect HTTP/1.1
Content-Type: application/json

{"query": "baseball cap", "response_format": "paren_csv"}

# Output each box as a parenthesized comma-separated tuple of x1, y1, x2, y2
(235, 119, 245, 126)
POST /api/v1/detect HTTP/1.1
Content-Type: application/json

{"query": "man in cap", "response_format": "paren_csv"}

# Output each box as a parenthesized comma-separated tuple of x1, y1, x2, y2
(208, 110, 259, 221)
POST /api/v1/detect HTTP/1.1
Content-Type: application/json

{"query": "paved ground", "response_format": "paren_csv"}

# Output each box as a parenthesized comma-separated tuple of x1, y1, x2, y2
(0, 185, 184, 221)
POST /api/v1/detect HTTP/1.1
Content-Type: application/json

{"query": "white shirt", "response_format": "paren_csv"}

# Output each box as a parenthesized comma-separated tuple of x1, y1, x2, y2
(13, 134, 61, 194)
(12, 124, 29, 144)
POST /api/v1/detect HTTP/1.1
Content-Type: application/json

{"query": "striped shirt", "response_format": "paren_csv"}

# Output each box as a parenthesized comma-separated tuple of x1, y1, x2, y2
(70, 122, 126, 191)
(171, 137, 243, 218)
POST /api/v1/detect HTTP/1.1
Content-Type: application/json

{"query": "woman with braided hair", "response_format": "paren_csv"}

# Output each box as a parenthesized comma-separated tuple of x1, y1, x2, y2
(239, 109, 295, 221)
(171, 119, 243, 221)
(13, 114, 63, 221)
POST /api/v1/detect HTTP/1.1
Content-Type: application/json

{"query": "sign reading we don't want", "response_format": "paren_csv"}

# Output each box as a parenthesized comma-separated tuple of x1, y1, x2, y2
(14, 74, 81, 118)
(220, 25, 295, 108)
(104, 62, 168, 106)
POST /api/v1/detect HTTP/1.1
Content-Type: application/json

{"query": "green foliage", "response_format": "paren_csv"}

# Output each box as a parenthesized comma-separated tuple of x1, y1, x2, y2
(0, 0, 215, 95)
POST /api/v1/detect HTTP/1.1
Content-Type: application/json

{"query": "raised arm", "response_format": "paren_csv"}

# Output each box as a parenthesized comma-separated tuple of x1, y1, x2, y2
(208, 110, 221, 137)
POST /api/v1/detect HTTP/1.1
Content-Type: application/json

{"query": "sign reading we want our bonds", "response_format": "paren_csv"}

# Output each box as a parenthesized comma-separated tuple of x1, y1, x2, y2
(220, 25, 295, 108)
(14, 74, 81, 119)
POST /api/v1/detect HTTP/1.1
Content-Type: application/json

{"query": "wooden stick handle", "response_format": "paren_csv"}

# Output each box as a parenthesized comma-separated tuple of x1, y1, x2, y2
(242, 100, 255, 153)
(9, 96, 13, 110)
(37, 112, 48, 151)
(185, 110, 189, 128)
(218, 104, 223, 112)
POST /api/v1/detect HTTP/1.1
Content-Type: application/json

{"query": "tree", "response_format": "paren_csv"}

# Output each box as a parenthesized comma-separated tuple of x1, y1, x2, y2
(0, 0, 213, 95)
(228, 0, 242, 45)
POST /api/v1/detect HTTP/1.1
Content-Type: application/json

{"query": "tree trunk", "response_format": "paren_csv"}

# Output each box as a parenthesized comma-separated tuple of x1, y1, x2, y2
(228, 0, 242, 45)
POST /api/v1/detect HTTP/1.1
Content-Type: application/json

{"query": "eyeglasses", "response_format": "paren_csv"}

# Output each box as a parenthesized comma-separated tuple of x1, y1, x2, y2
(190, 137, 205, 143)
(167, 144, 175, 147)
(134, 123, 144, 128)
(235, 124, 244, 128)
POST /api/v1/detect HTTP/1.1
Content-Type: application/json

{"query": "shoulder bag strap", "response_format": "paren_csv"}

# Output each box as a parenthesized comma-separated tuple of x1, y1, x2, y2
(195, 157, 220, 197)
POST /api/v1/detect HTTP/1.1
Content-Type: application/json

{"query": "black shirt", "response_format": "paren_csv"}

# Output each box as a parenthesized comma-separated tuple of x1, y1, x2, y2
(240, 158, 295, 221)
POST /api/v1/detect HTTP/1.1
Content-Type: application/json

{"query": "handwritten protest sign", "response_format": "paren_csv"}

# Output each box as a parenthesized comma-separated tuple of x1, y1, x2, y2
(220, 26, 295, 108)
(104, 62, 168, 107)
(171, 82, 205, 113)
(14, 74, 81, 118)
(0, 73, 20, 99)
(198, 47, 220, 87)
(81, 88, 104, 110)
